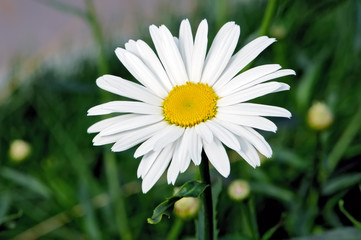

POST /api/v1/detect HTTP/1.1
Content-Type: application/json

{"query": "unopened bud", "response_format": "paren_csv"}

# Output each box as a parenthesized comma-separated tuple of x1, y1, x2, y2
(307, 102, 333, 131)
(228, 180, 250, 201)
(9, 139, 31, 162)
(270, 25, 287, 40)
(174, 197, 200, 220)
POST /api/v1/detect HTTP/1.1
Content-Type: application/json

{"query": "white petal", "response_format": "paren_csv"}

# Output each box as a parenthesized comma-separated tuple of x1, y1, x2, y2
(110, 122, 167, 152)
(153, 125, 185, 152)
(229, 69, 296, 93)
(217, 112, 278, 132)
(93, 121, 166, 146)
(205, 120, 240, 152)
(213, 36, 276, 89)
(99, 114, 163, 137)
(87, 101, 162, 116)
(195, 122, 213, 143)
(167, 139, 182, 184)
(166, 129, 192, 184)
(142, 144, 174, 193)
(149, 25, 189, 85)
(137, 150, 160, 178)
(218, 103, 291, 118)
(179, 19, 193, 78)
(125, 40, 173, 91)
(178, 128, 193, 173)
(217, 64, 281, 96)
(201, 22, 240, 85)
(189, 127, 202, 165)
(195, 136, 202, 165)
(218, 82, 290, 106)
(124, 39, 138, 53)
(190, 19, 208, 82)
(173, 37, 179, 48)
(203, 138, 230, 177)
(180, 155, 191, 173)
(96, 75, 162, 106)
(88, 115, 128, 133)
(245, 127, 273, 158)
(92, 132, 122, 146)
(214, 118, 272, 157)
(134, 124, 183, 158)
(115, 48, 168, 98)
(237, 137, 261, 167)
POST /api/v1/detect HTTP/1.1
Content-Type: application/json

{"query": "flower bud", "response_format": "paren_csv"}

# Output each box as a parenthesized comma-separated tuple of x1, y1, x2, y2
(174, 197, 200, 220)
(270, 25, 287, 40)
(9, 139, 31, 162)
(307, 102, 333, 131)
(228, 179, 250, 201)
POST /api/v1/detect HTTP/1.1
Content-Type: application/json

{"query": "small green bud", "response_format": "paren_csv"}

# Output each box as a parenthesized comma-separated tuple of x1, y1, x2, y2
(174, 197, 200, 220)
(307, 102, 333, 131)
(270, 25, 287, 40)
(228, 179, 250, 201)
(9, 139, 31, 162)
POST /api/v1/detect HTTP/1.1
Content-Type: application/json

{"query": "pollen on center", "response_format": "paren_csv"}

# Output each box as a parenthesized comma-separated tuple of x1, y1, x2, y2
(162, 82, 219, 127)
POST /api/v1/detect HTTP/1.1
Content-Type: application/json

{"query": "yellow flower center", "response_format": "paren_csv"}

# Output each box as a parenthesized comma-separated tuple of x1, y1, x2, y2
(163, 82, 219, 127)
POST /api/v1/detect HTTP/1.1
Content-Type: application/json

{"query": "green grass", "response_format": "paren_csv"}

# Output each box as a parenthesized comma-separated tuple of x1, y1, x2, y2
(1, 0, 361, 239)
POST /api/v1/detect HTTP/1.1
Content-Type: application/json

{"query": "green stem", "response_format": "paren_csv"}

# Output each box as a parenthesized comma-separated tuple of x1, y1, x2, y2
(325, 108, 361, 180)
(215, 0, 227, 29)
(199, 151, 214, 240)
(104, 152, 133, 240)
(247, 198, 259, 240)
(83, 1, 132, 238)
(167, 218, 184, 240)
(35, 96, 101, 239)
(259, 0, 277, 36)
(84, 0, 109, 75)
(242, 0, 277, 73)
(315, 132, 326, 187)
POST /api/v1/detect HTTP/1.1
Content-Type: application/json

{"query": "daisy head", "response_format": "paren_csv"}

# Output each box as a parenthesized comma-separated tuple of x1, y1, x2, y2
(88, 19, 295, 193)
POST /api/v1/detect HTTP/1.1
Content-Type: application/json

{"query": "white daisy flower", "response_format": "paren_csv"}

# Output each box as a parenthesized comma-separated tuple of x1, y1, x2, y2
(88, 19, 295, 193)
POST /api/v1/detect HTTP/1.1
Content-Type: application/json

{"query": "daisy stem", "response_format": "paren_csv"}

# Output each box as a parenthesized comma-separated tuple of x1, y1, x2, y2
(242, 0, 277, 73)
(199, 151, 214, 240)
(258, 0, 277, 36)
(104, 152, 133, 240)
(83, 1, 132, 238)
(215, 0, 227, 29)
(84, 0, 109, 75)
(166, 218, 184, 240)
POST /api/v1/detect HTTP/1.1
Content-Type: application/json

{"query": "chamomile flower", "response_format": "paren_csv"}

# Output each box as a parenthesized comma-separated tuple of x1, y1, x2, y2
(88, 19, 294, 193)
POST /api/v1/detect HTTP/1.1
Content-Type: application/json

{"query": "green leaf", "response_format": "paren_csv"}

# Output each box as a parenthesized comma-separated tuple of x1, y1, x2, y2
(147, 181, 208, 224)
(219, 233, 253, 240)
(289, 227, 361, 240)
(249, 182, 295, 202)
(295, 55, 326, 112)
(325, 108, 361, 179)
(274, 148, 308, 169)
(322, 173, 361, 195)
(261, 222, 282, 240)
(0, 167, 52, 198)
(0, 191, 11, 219)
(339, 200, 361, 231)
(0, 209, 23, 226)
(246, 198, 260, 240)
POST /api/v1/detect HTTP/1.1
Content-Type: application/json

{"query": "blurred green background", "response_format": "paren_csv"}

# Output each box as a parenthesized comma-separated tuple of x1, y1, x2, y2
(1, 0, 361, 239)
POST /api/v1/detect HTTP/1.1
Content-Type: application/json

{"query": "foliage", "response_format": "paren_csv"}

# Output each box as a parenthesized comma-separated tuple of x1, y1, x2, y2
(1, 0, 361, 239)
(148, 181, 207, 224)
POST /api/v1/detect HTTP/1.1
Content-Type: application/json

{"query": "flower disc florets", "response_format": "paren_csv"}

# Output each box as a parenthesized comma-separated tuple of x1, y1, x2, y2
(163, 82, 219, 127)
